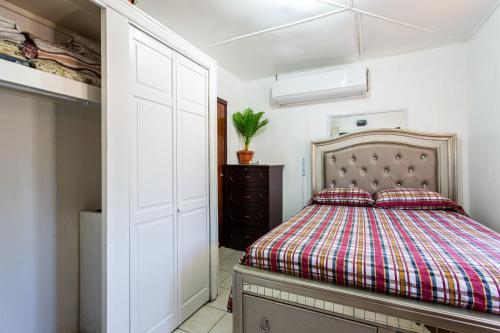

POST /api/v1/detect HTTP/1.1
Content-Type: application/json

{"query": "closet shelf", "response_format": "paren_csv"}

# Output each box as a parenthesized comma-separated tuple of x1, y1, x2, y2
(0, 59, 101, 104)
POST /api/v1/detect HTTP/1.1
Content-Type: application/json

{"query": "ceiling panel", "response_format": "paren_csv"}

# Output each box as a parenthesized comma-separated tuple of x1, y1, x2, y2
(137, 0, 341, 47)
(362, 15, 454, 60)
(206, 11, 359, 80)
(138, 0, 496, 79)
(9, 0, 101, 41)
(354, 0, 498, 40)
(318, 0, 349, 6)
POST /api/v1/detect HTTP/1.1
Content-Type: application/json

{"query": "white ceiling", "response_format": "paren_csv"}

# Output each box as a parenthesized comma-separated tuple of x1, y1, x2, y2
(138, 0, 499, 80)
(10, 0, 101, 41)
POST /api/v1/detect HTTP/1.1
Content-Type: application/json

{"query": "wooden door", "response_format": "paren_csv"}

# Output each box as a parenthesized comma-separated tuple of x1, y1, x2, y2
(129, 27, 177, 333)
(176, 54, 210, 322)
(217, 98, 227, 245)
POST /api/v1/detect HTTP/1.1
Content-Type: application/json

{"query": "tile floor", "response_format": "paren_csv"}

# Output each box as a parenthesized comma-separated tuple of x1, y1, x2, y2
(175, 247, 244, 333)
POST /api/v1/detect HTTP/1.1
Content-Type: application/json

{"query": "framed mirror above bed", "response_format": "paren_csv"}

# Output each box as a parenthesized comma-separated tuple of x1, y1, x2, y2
(311, 129, 457, 201)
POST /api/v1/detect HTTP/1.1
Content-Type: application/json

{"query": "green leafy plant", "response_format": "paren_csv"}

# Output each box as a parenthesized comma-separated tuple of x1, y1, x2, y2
(232, 107, 269, 151)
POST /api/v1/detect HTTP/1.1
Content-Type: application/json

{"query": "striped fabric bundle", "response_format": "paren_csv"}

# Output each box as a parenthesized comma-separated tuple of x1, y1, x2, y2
(312, 187, 374, 206)
(32, 37, 101, 77)
(245, 204, 500, 314)
(374, 188, 466, 214)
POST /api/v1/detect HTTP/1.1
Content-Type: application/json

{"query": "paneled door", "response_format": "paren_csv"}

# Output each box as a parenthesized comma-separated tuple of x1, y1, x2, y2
(217, 98, 227, 245)
(176, 54, 210, 322)
(129, 27, 177, 333)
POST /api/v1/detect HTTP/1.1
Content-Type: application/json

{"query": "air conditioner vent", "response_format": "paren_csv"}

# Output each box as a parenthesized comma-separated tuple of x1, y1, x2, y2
(272, 66, 369, 106)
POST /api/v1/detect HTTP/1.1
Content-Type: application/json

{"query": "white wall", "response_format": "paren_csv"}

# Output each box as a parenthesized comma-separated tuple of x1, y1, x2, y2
(0, 90, 101, 333)
(55, 105, 102, 332)
(468, 6, 500, 231)
(219, 44, 470, 219)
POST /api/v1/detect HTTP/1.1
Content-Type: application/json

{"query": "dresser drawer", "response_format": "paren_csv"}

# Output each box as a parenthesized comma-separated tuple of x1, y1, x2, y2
(227, 208, 266, 229)
(227, 190, 267, 207)
(244, 294, 376, 333)
(226, 167, 267, 188)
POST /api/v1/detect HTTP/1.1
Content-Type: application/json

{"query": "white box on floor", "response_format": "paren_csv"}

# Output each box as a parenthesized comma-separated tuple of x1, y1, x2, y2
(79, 211, 102, 333)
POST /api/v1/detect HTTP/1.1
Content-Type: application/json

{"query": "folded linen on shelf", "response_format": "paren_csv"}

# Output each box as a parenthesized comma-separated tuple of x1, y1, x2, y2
(0, 26, 19, 33)
(36, 49, 101, 77)
(0, 16, 21, 31)
(0, 14, 102, 88)
(0, 18, 25, 45)
(32, 37, 101, 77)
(0, 30, 25, 45)
(65, 40, 100, 63)
(69, 34, 100, 55)
(66, 34, 100, 61)
(30, 59, 101, 87)
(0, 16, 27, 66)
(0, 39, 27, 62)
(0, 53, 29, 66)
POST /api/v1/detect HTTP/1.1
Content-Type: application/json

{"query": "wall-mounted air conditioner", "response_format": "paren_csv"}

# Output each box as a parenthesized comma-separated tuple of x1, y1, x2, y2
(271, 66, 369, 106)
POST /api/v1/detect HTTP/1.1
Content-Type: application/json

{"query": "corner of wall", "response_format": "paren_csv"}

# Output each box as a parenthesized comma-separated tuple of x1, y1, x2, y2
(466, 4, 500, 231)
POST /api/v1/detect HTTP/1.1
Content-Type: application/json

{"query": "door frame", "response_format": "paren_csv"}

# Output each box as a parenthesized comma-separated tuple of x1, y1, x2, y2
(217, 98, 227, 245)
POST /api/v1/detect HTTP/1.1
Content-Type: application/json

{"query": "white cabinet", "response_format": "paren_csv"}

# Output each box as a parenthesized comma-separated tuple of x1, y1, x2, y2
(176, 55, 210, 322)
(128, 27, 210, 332)
(103, 6, 218, 331)
(129, 27, 177, 333)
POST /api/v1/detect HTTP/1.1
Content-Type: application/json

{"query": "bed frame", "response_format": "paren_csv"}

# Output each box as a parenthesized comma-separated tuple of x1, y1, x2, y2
(232, 129, 500, 333)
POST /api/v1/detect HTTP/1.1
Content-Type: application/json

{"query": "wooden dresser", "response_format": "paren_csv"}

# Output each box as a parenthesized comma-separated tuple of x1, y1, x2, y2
(223, 164, 284, 250)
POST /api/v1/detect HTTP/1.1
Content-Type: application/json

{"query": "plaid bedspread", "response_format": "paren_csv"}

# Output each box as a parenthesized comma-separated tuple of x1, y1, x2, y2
(245, 205, 500, 314)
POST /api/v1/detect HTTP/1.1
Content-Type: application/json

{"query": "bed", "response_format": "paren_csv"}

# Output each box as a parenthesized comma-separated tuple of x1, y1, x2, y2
(231, 129, 500, 333)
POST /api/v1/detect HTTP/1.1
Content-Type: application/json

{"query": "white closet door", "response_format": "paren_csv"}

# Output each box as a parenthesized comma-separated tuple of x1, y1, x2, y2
(176, 54, 210, 322)
(129, 27, 177, 333)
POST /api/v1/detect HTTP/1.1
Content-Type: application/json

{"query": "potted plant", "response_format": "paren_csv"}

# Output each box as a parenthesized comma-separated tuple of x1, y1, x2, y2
(232, 107, 269, 165)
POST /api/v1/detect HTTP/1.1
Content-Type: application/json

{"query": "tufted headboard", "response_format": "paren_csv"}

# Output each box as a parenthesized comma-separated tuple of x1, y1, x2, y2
(311, 129, 457, 201)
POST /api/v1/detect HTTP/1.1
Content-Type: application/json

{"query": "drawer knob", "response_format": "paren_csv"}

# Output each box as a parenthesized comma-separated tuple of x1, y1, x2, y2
(259, 317, 270, 333)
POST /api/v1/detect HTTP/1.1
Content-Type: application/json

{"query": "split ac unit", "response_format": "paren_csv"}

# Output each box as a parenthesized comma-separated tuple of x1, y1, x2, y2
(271, 66, 369, 106)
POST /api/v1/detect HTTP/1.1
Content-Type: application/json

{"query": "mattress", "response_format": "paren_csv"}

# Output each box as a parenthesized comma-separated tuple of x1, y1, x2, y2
(244, 204, 500, 314)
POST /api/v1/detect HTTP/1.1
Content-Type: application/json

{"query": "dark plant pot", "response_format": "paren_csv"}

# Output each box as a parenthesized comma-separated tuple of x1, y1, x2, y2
(237, 150, 254, 165)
